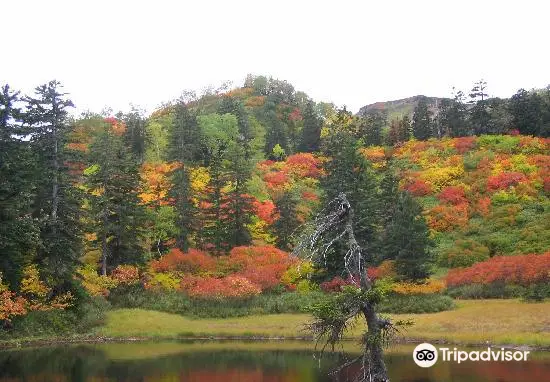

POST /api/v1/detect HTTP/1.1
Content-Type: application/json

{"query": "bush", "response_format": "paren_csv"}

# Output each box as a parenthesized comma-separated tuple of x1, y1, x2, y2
(446, 283, 525, 299)
(438, 239, 490, 268)
(446, 252, 550, 287)
(378, 294, 455, 314)
(521, 283, 550, 302)
(108, 289, 326, 318)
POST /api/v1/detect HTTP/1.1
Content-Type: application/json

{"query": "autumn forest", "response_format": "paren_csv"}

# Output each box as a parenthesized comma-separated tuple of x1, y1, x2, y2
(1, 75, 550, 337)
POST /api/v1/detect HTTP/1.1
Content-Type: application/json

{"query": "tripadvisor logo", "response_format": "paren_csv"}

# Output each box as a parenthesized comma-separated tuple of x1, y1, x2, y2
(413, 343, 530, 368)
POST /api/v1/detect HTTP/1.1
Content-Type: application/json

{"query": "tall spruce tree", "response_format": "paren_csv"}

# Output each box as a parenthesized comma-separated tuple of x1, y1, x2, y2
(412, 97, 433, 140)
(168, 103, 202, 251)
(299, 101, 322, 152)
(25, 81, 82, 283)
(321, 128, 379, 277)
(383, 191, 432, 281)
(0, 85, 40, 288)
(272, 190, 301, 251)
(85, 121, 145, 275)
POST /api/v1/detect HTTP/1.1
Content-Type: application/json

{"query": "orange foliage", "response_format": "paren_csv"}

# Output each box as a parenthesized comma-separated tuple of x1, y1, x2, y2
(253, 199, 277, 224)
(104, 117, 126, 136)
(229, 246, 297, 290)
(404, 179, 432, 196)
(0, 290, 27, 322)
(283, 153, 323, 178)
(438, 186, 467, 205)
(244, 96, 265, 107)
(487, 171, 527, 191)
(187, 276, 261, 299)
(392, 280, 446, 295)
(139, 162, 181, 206)
(263, 171, 289, 189)
(111, 265, 140, 285)
(453, 136, 476, 154)
(150, 248, 216, 274)
(426, 203, 469, 231)
(446, 252, 550, 287)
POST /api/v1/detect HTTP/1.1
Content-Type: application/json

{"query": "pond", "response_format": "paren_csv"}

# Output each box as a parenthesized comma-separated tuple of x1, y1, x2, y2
(0, 340, 549, 381)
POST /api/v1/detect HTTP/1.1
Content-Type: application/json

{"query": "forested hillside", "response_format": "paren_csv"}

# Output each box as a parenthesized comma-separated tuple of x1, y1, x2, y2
(1, 76, 550, 330)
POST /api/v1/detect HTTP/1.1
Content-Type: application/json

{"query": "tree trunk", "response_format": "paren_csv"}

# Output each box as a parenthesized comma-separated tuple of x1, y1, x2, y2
(362, 304, 389, 382)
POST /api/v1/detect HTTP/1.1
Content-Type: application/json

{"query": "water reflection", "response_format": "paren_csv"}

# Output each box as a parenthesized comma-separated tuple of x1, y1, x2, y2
(0, 341, 548, 382)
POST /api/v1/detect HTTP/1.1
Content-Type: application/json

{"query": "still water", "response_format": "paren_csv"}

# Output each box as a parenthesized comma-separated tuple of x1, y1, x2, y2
(0, 340, 549, 382)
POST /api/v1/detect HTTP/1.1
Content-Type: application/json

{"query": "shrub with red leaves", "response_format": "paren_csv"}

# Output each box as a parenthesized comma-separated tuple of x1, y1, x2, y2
(187, 276, 261, 299)
(263, 171, 289, 188)
(446, 252, 550, 287)
(438, 186, 467, 205)
(229, 246, 297, 290)
(150, 248, 216, 274)
(283, 153, 322, 178)
(453, 136, 477, 154)
(253, 199, 277, 224)
(404, 179, 432, 196)
(486, 172, 527, 191)
(320, 277, 351, 293)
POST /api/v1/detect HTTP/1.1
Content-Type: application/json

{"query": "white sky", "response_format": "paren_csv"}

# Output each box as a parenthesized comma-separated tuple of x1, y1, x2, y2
(2, 0, 549, 115)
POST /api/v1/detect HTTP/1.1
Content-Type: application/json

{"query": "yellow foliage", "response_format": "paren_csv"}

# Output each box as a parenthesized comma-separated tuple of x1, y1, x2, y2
(281, 261, 314, 286)
(77, 265, 118, 297)
(247, 217, 276, 245)
(420, 166, 464, 192)
(20, 264, 50, 299)
(392, 279, 446, 295)
(190, 167, 210, 193)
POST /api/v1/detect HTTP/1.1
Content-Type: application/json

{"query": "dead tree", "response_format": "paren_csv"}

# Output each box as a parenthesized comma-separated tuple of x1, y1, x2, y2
(293, 192, 405, 382)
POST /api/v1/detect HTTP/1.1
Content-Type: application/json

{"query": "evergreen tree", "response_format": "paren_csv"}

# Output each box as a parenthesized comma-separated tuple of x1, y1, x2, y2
(262, 96, 289, 159)
(412, 97, 433, 140)
(386, 116, 410, 145)
(0, 85, 40, 288)
(439, 89, 469, 137)
(119, 107, 147, 163)
(468, 80, 490, 135)
(299, 101, 322, 152)
(85, 122, 145, 275)
(383, 191, 432, 281)
(272, 190, 300, 251)
(168, 103, 201, 251)
(358, 110, 386, 146)
(509, 89, 545, 136)
(321, 128, 379, 276)
(25, 81, 82, 283)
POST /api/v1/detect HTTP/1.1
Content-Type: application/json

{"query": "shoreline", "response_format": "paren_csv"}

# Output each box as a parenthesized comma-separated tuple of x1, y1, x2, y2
(2, 334, 549, 352)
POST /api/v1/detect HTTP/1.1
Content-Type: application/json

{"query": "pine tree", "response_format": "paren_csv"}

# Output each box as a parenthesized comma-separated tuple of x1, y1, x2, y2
(0, 85, 40, 288)
(358, 110, 386, 146)
(168, 103, 202, 251)
(25, 81, 82, 283)
(119, 107, 147, 163)
(272, 190, 300, 251)
(321, 129, 379, 276)
(262, 97, 289, 159)
(439, 89, 469, 137)
(383, 191, 432, 281)
(85, 121, 145, 275)
(299, 101, 322, 152)
(412, 97, 433, 140)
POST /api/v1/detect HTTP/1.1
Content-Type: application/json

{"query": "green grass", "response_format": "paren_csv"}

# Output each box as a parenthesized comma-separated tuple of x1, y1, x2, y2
(98, 299, 550, 347)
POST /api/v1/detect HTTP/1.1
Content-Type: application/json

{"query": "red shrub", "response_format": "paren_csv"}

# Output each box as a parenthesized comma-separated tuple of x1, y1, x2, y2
(446, 252, 550, 287)
(229, 246, 297, 290)
(453, 136, 476, 154)
(404, 179, 432, 196)
(187, 276, 261, 299)
(111, 265, 140, 285)
(263, 171, 289, 188)
(284, 153, 322, 178)
(150, 248, 216, 273)
(438, 186, 467, 205)
(320, 277, 350, 293)
(253, 199, 277, 224)
(486, 172, 527, 191)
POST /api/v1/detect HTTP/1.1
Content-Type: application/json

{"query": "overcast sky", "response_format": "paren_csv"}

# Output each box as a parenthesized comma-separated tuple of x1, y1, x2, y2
(2, 0, 549, 115)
